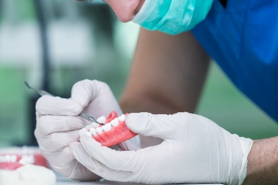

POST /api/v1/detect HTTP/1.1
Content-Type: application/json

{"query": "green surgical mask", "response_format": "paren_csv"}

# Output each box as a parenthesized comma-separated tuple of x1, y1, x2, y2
(132, 0, 213, 35)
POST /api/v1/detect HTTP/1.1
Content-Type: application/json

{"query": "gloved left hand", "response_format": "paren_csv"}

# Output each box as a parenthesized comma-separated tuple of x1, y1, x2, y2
(35, 79, 139, 180)
(70, 112, 253, 185)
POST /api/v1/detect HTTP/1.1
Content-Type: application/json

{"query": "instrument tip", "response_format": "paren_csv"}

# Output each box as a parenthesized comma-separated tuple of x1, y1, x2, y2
(24, 81, 31, 89)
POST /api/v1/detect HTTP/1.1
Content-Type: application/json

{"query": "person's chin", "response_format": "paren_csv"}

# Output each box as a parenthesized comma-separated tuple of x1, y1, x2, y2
(107, 0, 145, 23)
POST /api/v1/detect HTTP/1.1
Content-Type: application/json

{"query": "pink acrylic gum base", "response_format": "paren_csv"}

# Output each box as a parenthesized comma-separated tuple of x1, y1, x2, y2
(0, 154, 48, 170)
(93, 111, 137, 147)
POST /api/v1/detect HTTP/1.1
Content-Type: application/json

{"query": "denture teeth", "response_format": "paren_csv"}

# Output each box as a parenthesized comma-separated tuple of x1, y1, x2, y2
(0, 156, 5, 163)
(96, 127, 103, 134)
(85, 123, 96, 131)
(102, 123, 112, 132)
(0, 155, 17, 163)
(90, 128, 97, 136)
(19, 155, 35, 165)
(110, 118, 119, 127)
(118, 114, 126, 122)
(79, 128, 88, 136)
(97, 116, 106, 124)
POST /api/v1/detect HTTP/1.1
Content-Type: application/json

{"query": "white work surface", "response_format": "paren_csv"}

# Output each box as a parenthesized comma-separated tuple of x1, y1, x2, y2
(57, 180, 223, 185)
(56, 173, 223, 185)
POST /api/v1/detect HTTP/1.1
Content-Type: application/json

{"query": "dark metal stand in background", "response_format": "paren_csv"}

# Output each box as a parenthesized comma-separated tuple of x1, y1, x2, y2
(33, 0, 50, 91)
(28, 0, 51, 146)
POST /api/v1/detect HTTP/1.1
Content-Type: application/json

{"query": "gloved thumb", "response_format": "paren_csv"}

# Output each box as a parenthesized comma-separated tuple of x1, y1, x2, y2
(126, 112, 181, 140)
(70, 80, 122, 117)
(70, 80, 98, 109)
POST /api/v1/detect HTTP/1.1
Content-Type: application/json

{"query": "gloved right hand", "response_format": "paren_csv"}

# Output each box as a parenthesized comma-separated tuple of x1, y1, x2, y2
(71, 112, 253, 184)
(35, 80, 139, 180)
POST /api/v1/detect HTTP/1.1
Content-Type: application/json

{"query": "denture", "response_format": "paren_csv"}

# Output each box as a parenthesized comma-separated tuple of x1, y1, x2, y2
(0, 147, 48, 171)
(0, 148, 55, 184)
(82, 111, 137, 147)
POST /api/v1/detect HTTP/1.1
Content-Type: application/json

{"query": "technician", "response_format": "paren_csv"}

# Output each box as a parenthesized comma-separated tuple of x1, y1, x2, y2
(35, 0, 278, 185)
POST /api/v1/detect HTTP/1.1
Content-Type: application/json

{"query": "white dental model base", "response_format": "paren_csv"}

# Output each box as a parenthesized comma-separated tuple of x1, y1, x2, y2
(0, 147, 55, 185)
(0, 165, 56, 185)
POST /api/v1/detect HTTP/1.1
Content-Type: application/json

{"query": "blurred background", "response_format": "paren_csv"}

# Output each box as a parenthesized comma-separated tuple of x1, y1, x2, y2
(0, 0, 277, 147)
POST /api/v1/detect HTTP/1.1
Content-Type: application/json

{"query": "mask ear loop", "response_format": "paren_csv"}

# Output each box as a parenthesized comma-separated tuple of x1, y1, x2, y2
(76, 0, 104, 4)
(75, 0, 92, 2)
(132, 0, 154, 24)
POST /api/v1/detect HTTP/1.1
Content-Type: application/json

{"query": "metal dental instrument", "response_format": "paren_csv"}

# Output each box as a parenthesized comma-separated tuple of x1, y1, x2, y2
(25, 81, 104, 125)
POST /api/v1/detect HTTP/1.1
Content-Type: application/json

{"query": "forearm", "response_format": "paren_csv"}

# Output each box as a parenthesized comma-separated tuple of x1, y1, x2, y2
(120, 29, 210, 147)
(120, 93, 181, 114)
(243, 136, 278, 185)
(120, 29, 209, 114)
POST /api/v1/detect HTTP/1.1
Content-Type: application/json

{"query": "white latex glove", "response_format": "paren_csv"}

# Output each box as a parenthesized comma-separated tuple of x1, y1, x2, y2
(35, 79, 139, 180)
(70, 112, 253, 185)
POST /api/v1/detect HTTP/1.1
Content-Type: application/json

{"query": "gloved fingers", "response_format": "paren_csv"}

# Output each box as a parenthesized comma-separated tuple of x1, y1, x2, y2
(117, 139, 140, 151)
(36, 116, 90, 136)
(79, 133, 137, 172)
(40, 146, 101, 181)
(78, 133, 174, 181)
(118, 135, 141, 151)
(84, 122, 101, 130)
(35, 130, 80, 152)
(40, 147, 75, 171)
(70, 142, 133, 181)
(36, 95, 82, 116)
(126, 112, 184, 140)
(71, 80, 112, 109)
(71, 80, 123, 118)
(70, 79, 98, 108)
(67, 159, 101, 181)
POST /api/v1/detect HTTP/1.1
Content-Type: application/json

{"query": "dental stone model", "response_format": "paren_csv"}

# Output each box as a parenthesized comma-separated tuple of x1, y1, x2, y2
(0, 165, 56, 185)
(81, 111, 137, 147)
(0, 147, 56, 185)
